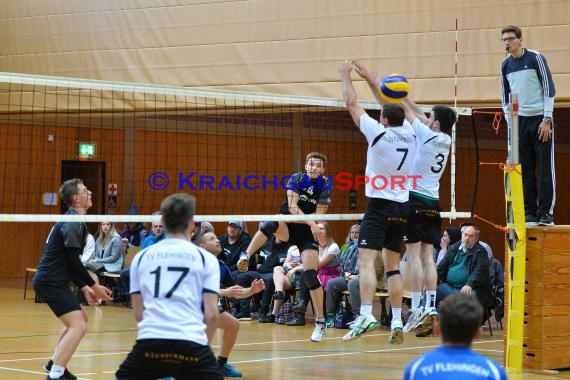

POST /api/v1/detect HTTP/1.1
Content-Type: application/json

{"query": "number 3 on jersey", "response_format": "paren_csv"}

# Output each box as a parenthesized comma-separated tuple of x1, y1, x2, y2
(431, 153, 445, 174)
(150, 266, 189, 298)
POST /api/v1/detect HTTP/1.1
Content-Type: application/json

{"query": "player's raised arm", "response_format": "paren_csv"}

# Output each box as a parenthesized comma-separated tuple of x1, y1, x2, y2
(353, 59, 386, 107)
(402, 98, 429, 124)
(339, 60, 366, 126)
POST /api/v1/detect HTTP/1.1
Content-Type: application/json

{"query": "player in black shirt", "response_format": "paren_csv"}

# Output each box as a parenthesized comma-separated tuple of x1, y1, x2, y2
(34, 179, 112, 380)
(239, 152, 332, 342)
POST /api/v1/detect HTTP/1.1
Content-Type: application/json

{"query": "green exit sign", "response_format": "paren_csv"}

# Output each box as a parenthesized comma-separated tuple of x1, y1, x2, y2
(78, 142, 96, 158)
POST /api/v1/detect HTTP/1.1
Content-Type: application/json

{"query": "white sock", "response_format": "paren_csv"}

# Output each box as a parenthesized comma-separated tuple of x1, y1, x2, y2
(360, 304, 373, 315)
(411, 292, 422, 311)
(392, 307, 402, 321)
(49, 364, 65, 379)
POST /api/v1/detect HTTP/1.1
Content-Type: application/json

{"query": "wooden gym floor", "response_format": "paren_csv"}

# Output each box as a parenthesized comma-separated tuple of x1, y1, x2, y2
(1, 280, 569, 380)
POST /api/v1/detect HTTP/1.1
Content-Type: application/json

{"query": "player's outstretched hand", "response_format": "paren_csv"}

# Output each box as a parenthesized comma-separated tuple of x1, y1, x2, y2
(92, 284, 113, 302)
(223, 285, 244, 299)
(81, 287, 99, 306)
(337, 59, 353, 76)
(353, 59, 378, 84)
(250, 278, 265, 295)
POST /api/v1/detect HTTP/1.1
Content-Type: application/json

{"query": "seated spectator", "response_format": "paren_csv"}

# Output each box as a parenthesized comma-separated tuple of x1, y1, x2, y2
(325, 224, 359, 327)
(435, 227, 462, 265)
(190, 221, 215, 242)
(480, 241, 505, 324)
(85, 221, 123, 285)
(234, 237, 290, 321)
(190, 221, 202, 240)
(120, 222, 148, 247)
(338, 224, 360, 258)
(436, 225, 492, 315)
(120, 213, 165, 296)
(316, 221, 341, 289)
(263, 245, 302, 323)
(219, 221, 252, 279)
(200, 221, 215, 234)
(80, 232, 95, 264)
(479, 242, 504, 290)
(141, 219, 166, 249)
(289, 248, 384, 329)
(404, 293, 507, 380)
(341, 251, 385, 322)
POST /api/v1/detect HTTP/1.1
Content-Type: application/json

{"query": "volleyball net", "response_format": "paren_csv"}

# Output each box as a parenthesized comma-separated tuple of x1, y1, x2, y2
(0, 72, 477, 224)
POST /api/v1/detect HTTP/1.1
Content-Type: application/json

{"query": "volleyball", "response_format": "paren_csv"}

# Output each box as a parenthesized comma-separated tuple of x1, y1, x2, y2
(378, 74, 410, 103)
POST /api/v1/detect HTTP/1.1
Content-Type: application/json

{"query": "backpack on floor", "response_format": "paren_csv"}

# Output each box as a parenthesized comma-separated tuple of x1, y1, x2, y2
(334, 302, 355, 329)
(275, 300, 293, 324)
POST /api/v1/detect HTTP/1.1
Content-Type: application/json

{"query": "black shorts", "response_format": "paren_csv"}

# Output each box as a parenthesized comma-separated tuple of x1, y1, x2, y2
(358, 197, 409, 252)
(286, 222, 318, 252)
(405, 193, 441, 245)
(116, 339, 223, 380)
(33, 281, 81, 317)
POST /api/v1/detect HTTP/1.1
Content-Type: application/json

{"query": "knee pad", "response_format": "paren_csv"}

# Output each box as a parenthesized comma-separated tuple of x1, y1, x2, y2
(302, 269, 321, 290)
(385, 270, 401, 279)
(259, 221, 279, 238)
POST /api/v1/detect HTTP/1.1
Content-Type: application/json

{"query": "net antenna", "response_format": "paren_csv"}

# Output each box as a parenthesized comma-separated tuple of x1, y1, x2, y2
(507, 93, 520, 164)
(451, 18, 460, 220)
(447, 18, 473, 220)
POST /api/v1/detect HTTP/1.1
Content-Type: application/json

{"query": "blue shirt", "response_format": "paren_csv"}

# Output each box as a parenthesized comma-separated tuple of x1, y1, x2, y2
(404, 346, 507, 380)
(218, 259, 235, 288)
(141, 232, 166, 249)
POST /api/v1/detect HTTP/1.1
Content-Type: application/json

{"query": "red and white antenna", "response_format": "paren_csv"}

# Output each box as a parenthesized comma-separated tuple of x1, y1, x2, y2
(454, 18, 459, 109)
(450, 18, 460, 218)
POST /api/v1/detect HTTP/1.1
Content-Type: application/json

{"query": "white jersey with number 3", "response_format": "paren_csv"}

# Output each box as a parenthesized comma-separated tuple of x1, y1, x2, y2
(411, 118, 451, 200)
(359, 113, 416, 202)
(130, 237, 220, 345)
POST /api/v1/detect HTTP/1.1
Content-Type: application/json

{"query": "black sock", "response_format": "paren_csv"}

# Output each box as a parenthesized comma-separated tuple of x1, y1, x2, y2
(218, 356, 228, 367)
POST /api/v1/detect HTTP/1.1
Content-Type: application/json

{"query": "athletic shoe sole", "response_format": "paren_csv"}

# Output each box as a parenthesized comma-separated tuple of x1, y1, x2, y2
(342, 320, 378, 341)
(403, 308, 429, 333)
(415, 314, 438, 337)
(389, 328, 404, 344)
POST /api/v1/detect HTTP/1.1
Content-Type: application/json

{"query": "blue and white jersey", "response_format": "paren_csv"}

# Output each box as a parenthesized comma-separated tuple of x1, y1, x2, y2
(359, 113, 416, 203)
(410, 119, 451, 200)
(500, 48, 555, 117)
(130, 237, 220, 345)
(404, 346, 507, 380)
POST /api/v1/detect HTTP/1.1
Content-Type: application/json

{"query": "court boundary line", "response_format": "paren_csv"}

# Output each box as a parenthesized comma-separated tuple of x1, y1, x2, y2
(0, 336, 503, 379)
